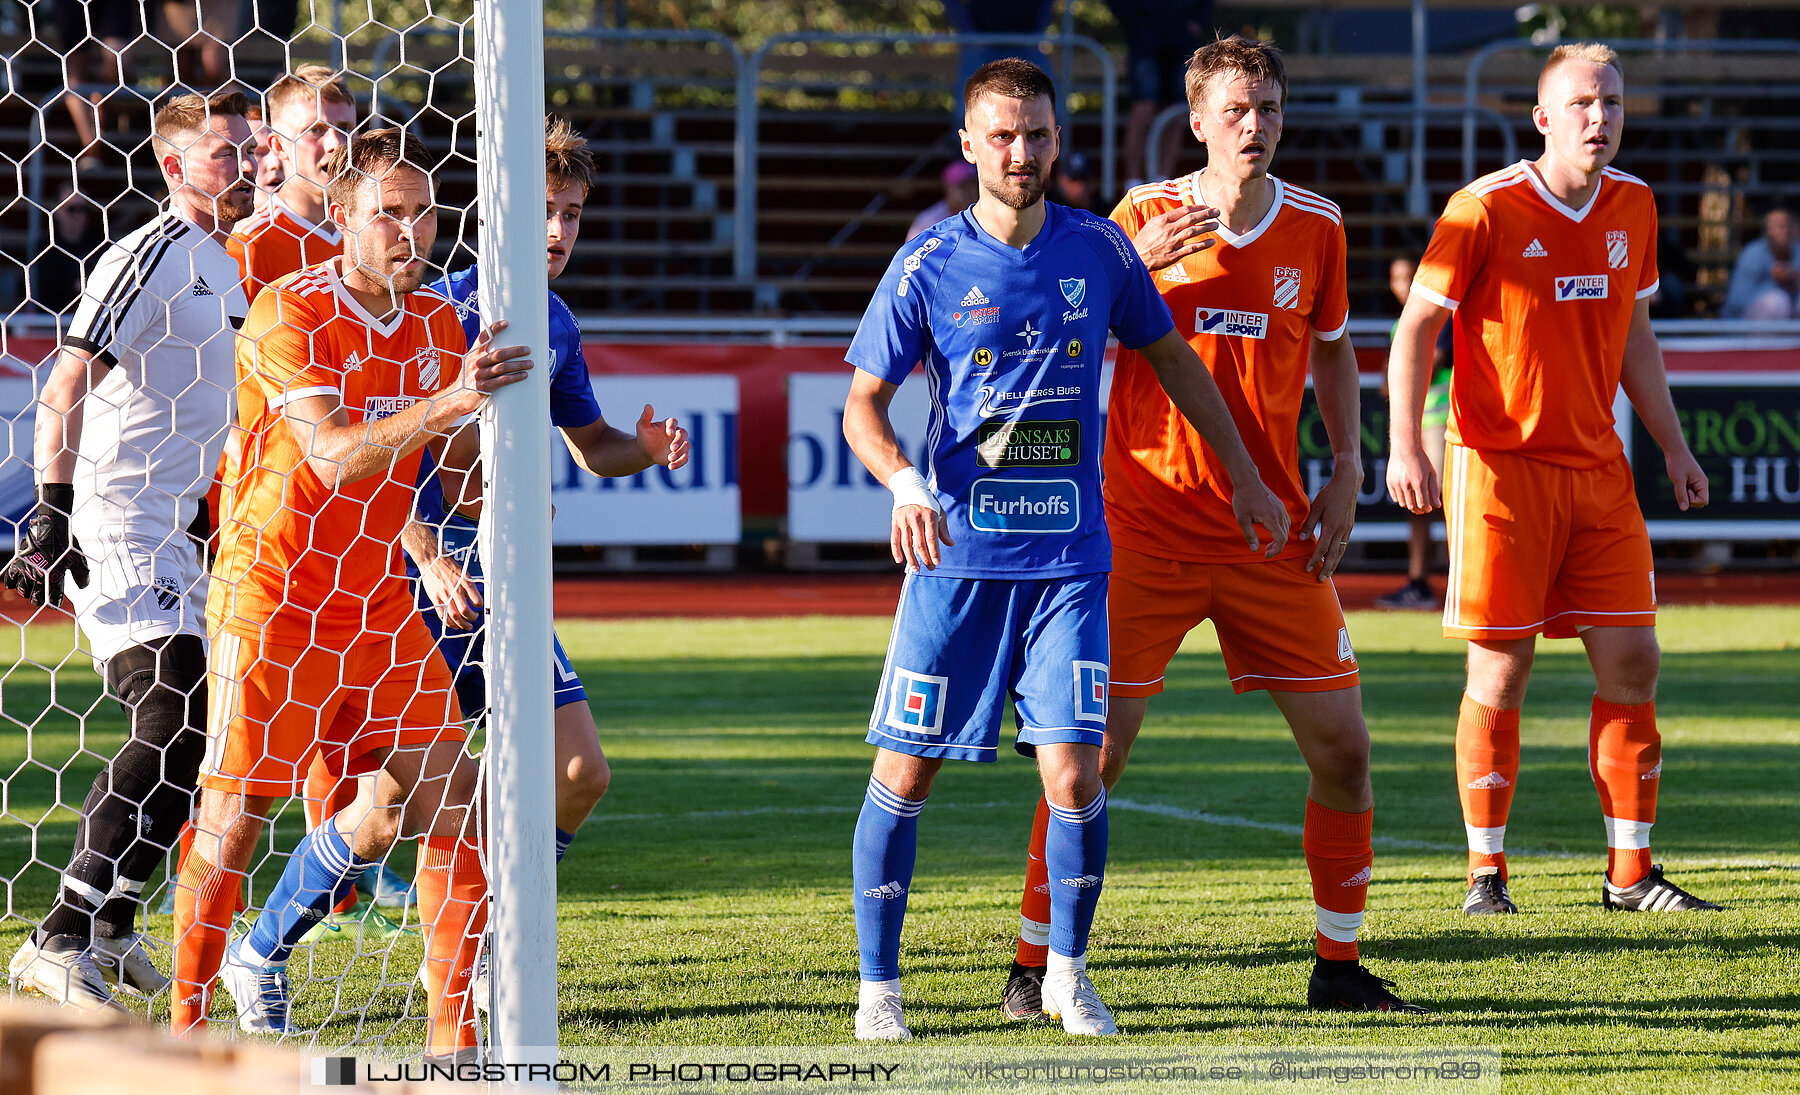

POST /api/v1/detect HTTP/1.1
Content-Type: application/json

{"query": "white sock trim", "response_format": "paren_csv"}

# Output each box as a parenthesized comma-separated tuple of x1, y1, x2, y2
(1603, 816, 1652, 850)
(859, 978, 901, 1007)
(1315, 905, 1365, 943)
(1465, 823, 1506, 854)
(1019, 917, 1050, 947)
(1046, 950, 1086, 977)
(235, 933, 283, 970)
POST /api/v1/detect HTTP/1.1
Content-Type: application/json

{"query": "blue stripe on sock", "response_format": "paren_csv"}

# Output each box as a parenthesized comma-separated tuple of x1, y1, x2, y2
(555, 828, 575, 864)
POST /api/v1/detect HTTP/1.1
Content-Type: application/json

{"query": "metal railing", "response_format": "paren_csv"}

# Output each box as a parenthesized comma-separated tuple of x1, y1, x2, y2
(737, 31, 1118, 282)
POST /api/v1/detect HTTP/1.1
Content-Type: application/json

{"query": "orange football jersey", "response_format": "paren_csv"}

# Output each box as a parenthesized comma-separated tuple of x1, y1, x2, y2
(1105, 175, 1351, 563)
(208, 259, 468, 646)
(227, 198, 345, 302)
(1412, 161, 1659, 469)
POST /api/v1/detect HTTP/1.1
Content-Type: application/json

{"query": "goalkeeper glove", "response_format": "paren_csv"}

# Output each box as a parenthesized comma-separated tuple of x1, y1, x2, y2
(3, 483, 89, 607)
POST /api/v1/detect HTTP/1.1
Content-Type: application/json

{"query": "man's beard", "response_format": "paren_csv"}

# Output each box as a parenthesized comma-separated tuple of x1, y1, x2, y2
(216, 187, 255, 224)
(985, 170, 1046, 211)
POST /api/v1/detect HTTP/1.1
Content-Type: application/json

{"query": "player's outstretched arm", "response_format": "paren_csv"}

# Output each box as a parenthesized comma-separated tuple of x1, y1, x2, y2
(562, 404, 690, 479)
(1137, 329, 1290, 557)
(1130, 203, 1219, 272)
(1386, 293, 1453, 514)
(282, 321, 531, 487)
(1301, 332, 1363, 580)
(843, 368, 953, 571)
(1620, 298, 1707, 511)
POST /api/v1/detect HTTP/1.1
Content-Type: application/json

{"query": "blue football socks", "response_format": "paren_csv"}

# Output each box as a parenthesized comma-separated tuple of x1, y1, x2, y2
(555, 827, 575, 864)
(240, 819, 376, 968)
(1044, 788, 1108, 959)
(852, 777, 926, 983)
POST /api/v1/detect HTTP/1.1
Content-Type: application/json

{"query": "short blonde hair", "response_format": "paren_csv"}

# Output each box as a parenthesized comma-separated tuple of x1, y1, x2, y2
(1185, 34, 1288, 112)
(150, 91, 250, 165)
(266, 64, 355, 125)
(1538, 43, 1622, 101)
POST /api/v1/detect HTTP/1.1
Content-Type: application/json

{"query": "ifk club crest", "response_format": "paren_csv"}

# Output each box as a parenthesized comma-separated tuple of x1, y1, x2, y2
(1606, 230, 1629, 270)
(1272, 266, 1301, 310)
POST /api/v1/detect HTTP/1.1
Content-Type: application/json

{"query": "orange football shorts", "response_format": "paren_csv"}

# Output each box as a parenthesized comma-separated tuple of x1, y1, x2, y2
(201, 618, 465, 797)
(1109, 545, 1361, 697)
(1442, 441, 1656, 641)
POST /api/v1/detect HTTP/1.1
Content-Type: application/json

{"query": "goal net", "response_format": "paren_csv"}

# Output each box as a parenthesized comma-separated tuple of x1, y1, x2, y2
(2, 0, 556, 1059)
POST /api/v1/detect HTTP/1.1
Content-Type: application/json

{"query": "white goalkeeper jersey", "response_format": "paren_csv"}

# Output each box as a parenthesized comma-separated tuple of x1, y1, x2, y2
(63, 208, 247, 540)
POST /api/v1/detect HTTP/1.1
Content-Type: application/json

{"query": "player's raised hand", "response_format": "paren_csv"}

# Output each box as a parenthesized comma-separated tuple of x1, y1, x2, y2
(635, 404, 690, 469)
(2, 484, 89, 608)
(1666, 448, 1709, 511)
(1232, 476, 1290, 559)
(1132, 204, 1219, 272)
(1386, 442, 1441, 515)
(1300, 461, 1362, 580)
(451, 320, 533, 407)
(420, 553, 482, 631)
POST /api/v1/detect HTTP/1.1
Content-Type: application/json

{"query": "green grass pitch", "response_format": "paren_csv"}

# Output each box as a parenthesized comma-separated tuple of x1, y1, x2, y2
(2, 605, 1796, 1090)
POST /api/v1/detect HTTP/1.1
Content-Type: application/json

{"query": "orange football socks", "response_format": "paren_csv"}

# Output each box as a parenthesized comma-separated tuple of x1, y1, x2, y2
(1015, 796, 1051, 968)
(1456, 695, 1520, 881)
(1589, 696, 1660, 889)
(416, 834, 488, 1056)
(1303, 800, 1372, 961)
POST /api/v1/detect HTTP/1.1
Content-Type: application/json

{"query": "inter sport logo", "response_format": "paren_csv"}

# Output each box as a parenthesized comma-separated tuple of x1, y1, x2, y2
(1555, 275, 1608, 301)
(1196, 308, 1268, 339)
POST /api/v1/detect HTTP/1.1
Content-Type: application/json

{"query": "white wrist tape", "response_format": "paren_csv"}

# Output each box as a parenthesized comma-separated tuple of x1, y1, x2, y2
(886, 466, 942, 514)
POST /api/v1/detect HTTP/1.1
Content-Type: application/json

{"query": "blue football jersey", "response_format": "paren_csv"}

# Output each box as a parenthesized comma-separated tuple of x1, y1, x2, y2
(414, 264, 604, 533)
(846, 202, 1174, 579)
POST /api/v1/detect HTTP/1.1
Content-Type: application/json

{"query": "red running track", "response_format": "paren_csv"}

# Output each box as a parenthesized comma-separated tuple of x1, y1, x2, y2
(3, 570, 1796, 624)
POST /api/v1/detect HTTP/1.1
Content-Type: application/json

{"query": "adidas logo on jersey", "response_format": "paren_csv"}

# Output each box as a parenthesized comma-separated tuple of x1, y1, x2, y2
(1522, 238, 1548, 258)
(1642, 759, 1662, 780)
(1160, 264, 1191, 284)
(1059, 874, 1102, 889)
(862, 881, 907, 900)
(1466, 771, 1512, 790)
(960, 285, 991, 307)
(1341, 866, 1372, 888)
(343, 351, 363, 373)
(191, 277, 215, 296)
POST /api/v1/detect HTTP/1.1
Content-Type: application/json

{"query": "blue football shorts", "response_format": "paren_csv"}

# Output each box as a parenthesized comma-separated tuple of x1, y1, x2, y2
(415, 513, 589, 718)
(866, 571, 1109, 763)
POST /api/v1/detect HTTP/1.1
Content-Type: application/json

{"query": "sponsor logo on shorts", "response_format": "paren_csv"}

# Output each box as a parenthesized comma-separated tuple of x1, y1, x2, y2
(366, 396, 418, 418)
(1272, 266, 1302, 310)
(1060, 874, 1103, 889)
(1341, 866, 1372, 888)
(1555, 275, 1608, 301)
(976, 419, 1079, 468)
(1606, 229, 1629, 270)
(954, 306, 999, 328)
(862, 881, 908, 899)
(1337, 627, 1354, 663)
(152, 575, 181, 612)
(1466, 771, 1511, 790)
(1074, 661, 1108, 723)
(969, 478, 1079, 533)
(1196, 308, 1269, 339)
(885, 667, 948, 736)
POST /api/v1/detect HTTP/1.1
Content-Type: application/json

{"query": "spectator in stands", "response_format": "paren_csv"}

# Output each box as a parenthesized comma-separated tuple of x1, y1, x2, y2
(1107, 0, 1214, 187)
(28, 185, 103, 318)
(907, 160, 978, 240)
(56, 2, 150, 166)
(1722, 205, 1800, 320)
(1377, 254, 1452, 611)
(1054, 151, 1104, 213)
(163, 0, 242, 94)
